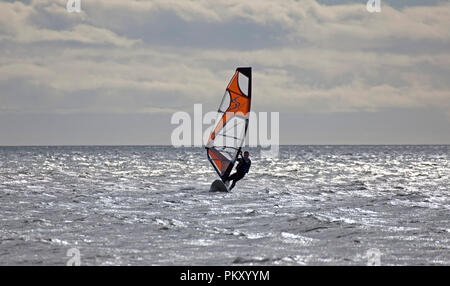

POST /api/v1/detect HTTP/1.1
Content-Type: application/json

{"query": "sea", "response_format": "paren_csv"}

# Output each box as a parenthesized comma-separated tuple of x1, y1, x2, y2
(0, 145, 449, 265)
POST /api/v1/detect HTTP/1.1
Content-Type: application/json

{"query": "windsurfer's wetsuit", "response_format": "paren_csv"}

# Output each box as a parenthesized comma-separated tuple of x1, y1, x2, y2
(227, 156, 251, 190)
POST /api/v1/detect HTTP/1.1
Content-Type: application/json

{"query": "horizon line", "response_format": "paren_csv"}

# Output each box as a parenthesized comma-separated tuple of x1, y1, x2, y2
(1, 143, 449, 148)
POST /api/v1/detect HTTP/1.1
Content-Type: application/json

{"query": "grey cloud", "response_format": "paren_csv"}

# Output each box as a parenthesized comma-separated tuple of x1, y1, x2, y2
(0, 1, 138, 47)
(4, 0, 450, 52)
(0, 77, 194, 115)
(118, 11, 286, 50)
(317, 0, 448, 10)
(0, 0, 449, 145)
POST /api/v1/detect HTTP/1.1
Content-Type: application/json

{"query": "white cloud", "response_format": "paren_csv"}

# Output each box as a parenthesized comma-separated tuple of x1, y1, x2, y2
(0, 0, 449, 116)
(0, 0, 139, 47)
(80, 0, 450, 45)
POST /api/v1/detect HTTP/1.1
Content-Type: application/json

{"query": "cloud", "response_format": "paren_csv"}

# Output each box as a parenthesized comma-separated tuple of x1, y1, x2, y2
(75, 0, 450, 50)
(0, 0, 139, 47)
(1, 46, 448, 117)
(0, 0, 449, 117)
(3, 0, 450, 49)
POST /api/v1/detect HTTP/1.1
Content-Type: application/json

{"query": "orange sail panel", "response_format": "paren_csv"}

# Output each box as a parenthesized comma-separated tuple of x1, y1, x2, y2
(206, 67, 252, 181)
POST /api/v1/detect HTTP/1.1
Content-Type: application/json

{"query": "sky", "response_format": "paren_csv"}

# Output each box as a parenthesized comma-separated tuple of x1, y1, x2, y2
(0, 0, 449, 145)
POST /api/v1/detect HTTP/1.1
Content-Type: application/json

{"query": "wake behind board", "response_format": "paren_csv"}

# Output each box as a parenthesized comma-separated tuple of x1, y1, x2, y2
(209, 179, 229, 192)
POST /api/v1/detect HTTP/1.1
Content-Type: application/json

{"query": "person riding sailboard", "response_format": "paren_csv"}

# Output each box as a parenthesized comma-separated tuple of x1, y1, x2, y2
(225, 150, 251, 190)
(206, 67, 252, 192)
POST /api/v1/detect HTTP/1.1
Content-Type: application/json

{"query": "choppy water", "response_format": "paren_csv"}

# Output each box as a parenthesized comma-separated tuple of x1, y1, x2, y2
(0, 145, 449, 265)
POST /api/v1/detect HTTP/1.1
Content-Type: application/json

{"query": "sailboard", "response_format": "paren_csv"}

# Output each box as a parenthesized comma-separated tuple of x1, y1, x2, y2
(206, 67, 252, 192)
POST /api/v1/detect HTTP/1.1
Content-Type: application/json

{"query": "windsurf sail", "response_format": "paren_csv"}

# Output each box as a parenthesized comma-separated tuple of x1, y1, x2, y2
(206, 67, 252, 182)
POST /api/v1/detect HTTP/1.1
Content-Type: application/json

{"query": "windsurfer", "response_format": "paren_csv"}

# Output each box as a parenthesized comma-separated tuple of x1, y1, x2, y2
(225, 151, 251, 190)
